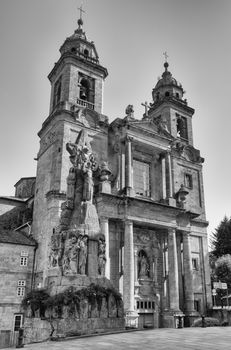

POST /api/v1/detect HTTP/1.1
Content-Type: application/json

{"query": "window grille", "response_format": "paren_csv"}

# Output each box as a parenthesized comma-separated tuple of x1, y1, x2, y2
(20, 257, 28, 266)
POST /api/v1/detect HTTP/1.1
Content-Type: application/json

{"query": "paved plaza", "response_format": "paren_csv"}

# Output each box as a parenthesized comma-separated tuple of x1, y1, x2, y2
(5, 327, 231, 350)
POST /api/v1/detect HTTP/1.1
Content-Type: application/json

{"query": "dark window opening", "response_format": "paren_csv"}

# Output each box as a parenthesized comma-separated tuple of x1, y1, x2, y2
(79, 78, 90, 101)
(194, 299, 200, 312)
(165, 91, 170, 97)
(71, 47, 77, 53)
(185, 173, 193, 189)
(84, 49, 89, 56)
(176, 92, 179, 98)
(192, 258, 199, 271)
(176, 115, 188, 140)
(53, 76, 62, 109)
(14, 315, 23, 331)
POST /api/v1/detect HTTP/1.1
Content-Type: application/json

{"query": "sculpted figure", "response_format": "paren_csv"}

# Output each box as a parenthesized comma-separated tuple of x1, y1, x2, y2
(138, 252, 150, 278)
(63, 235, 79, 274)
(78, 235, 88, 274)
(98, 238, 106, 275)
(66, 129, 97, 203)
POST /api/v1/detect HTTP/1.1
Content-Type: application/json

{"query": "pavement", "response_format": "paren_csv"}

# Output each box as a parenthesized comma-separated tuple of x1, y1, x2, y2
(5, 327, 231, 350)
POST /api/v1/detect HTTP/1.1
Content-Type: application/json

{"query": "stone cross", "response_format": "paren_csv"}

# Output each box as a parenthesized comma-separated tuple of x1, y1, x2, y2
(78, 4, 85, 20)
(163, 51, 169, 62)
(141, 101, 150, 117)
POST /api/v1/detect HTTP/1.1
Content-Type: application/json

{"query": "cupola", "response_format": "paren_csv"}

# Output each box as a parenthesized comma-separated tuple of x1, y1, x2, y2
(152, 62, 184, 103)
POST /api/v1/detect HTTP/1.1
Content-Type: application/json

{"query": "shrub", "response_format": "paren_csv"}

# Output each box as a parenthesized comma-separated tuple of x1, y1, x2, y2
(192, 317, 220, 327)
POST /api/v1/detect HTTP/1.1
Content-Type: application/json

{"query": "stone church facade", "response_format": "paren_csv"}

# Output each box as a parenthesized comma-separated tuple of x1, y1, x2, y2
(0, 14, 212, 343)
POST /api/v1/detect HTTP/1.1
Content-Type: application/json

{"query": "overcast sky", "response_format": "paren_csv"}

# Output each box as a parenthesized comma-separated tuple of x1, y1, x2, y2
(0, 0, 230, 238)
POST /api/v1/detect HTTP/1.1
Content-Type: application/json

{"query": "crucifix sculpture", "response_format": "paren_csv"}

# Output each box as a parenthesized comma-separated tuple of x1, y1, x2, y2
(141, 101, 150, 118)
(163, 51, 169, 62)
(78, 4, 85, 20)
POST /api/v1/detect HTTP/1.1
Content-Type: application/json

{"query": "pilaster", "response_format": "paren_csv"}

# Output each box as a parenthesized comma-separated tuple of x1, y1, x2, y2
(100, 217, 110, 279)
(123, 220, 138, 327)
(168, 228, 180, 311)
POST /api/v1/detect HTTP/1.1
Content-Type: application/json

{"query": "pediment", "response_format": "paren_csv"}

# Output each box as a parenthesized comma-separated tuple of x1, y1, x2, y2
(128, 118, 174, 140)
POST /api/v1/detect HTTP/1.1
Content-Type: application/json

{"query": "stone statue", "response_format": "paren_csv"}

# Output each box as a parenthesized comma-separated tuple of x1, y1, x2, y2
(66, 129, 98, 203)
(98, 238, 106, 275)
(138, 253, 150, 278)
(125, 104, 134, 119)
(78, 235, 88, 274)
(82, 167, 93, 202)
(63, 235, 79, 274)
(49, 231, 64, 268)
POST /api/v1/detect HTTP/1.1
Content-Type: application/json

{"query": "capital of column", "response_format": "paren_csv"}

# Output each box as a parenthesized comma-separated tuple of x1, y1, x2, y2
(124, 135, 133, 143)
(100, 216, 109, 224)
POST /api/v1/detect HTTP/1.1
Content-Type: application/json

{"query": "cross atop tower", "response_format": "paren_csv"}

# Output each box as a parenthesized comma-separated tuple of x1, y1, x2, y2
(163, 51, 169, 62)
(78, 4, 86, 20)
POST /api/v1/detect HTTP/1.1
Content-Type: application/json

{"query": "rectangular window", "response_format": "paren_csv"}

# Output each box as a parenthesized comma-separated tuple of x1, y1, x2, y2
(20, 257, 28, 266)
(14, 315, 23, 331)
(192, 258, 199, 270)
(176, 114, 188, 140)
(21, 251, 28, 257)
(133, 159, 150, 197)
(18, 280, 26, 287)
(194, 299, 200, 312)
(185, 173, 193, 189)
(17, 287, 25, 297)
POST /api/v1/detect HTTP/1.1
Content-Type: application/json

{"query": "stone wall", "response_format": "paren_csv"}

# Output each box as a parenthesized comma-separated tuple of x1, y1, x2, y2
(208, 309, 231, 326)
(23, 282, 125, 344)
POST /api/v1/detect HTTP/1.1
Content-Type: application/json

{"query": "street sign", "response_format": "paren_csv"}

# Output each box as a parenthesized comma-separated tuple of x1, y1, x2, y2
(212, 289, 217, 296)
(213, 281, 227, 289)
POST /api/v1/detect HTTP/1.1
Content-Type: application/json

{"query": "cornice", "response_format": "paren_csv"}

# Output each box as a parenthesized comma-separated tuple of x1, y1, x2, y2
(48, 53, 108, 81)
(149, 97, 195, 115)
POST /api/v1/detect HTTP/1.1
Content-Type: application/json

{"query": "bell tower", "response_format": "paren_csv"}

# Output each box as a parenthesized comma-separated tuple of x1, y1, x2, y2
(32, 11, 108, 287)
(48, 15, 108, 114)
(149, 60, 194, 146)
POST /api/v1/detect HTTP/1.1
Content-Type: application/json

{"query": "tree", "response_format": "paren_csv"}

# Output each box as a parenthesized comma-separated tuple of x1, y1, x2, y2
(215, 254, 231, 287)
(210, 216, 231, 257)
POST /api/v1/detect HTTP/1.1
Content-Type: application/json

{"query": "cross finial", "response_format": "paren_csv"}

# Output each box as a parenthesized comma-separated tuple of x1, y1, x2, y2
(163, 51, 169, 62)
(141, 101, 150, 118)
(78, 3, 86, 20)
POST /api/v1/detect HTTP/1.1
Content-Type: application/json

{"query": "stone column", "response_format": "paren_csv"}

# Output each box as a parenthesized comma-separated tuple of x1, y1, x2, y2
(123, 220, 138, 327)
(166, 152, 173, 198)
(183, 231, 195, 314)
(125, 136, 134, 196)
(123, 220, 135, 312)
(168, 228, 180, 311)
(100, 217, 110, 279)
(134, 248, 138, 283)
(161, 154, 167, 200)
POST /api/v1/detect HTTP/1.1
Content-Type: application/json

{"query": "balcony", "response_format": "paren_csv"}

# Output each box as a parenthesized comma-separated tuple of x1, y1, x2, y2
(76, 98, 95, 110)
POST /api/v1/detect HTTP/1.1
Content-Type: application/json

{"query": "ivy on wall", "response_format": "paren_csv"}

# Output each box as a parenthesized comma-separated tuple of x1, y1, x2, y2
(22, 283, 123, 318)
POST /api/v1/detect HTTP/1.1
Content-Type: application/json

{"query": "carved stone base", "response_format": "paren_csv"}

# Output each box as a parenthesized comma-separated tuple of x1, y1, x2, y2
(125, 310, 139, 329)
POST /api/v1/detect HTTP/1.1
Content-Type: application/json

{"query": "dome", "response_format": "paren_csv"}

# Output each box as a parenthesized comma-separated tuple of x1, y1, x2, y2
(155, 62, 182, 90)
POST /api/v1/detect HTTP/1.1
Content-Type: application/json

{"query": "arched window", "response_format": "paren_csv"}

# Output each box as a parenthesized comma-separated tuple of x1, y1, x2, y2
(84, 49, 89, 57)
(79, 78, 90, 101)
(176, 115, 188, 140)
(138, 250, 150, 278)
